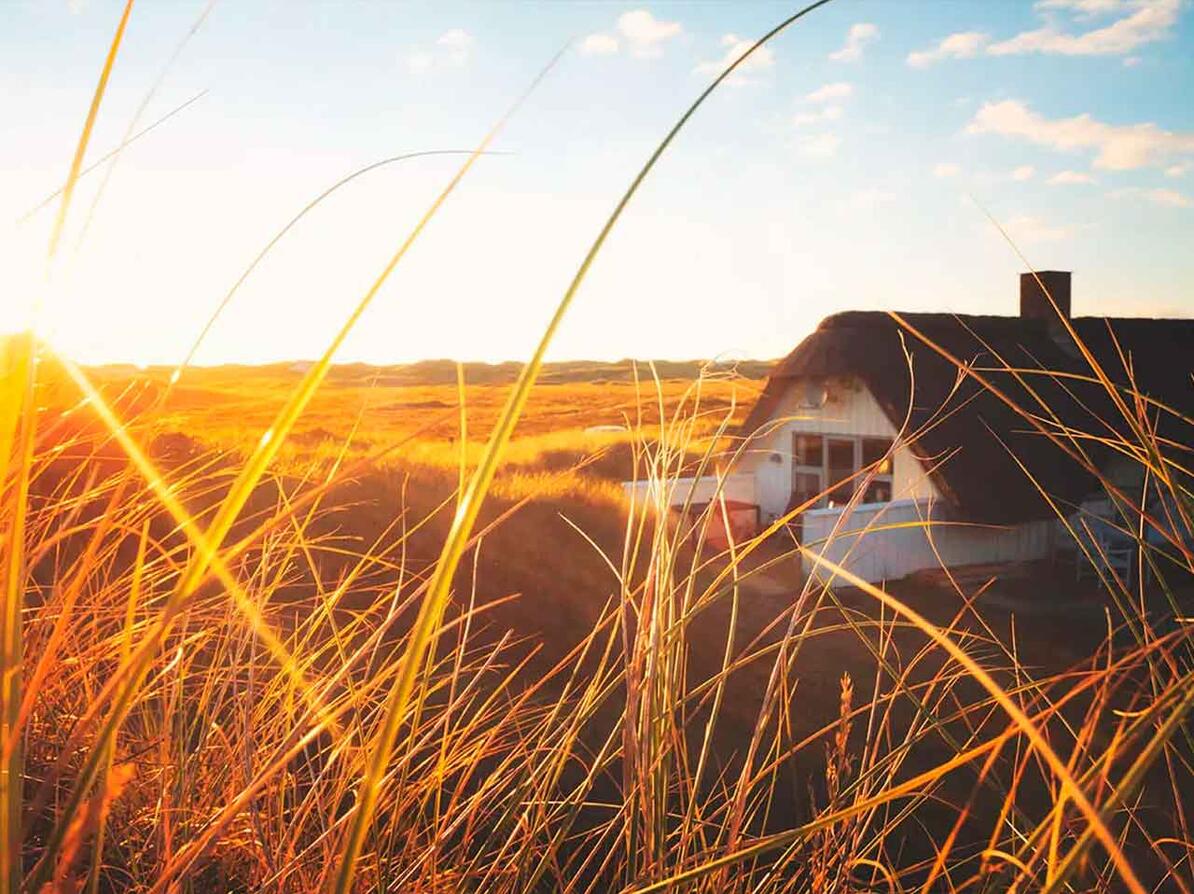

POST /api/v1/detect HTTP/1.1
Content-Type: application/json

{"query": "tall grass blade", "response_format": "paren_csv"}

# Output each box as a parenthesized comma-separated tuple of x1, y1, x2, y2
(329, 4, 833, 891)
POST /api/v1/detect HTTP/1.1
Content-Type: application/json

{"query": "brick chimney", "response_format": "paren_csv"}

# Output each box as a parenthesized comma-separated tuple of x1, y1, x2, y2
(1020, 271, 1071, 321)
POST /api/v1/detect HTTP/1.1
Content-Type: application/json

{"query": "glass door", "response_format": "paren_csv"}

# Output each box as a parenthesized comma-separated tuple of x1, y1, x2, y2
(825, 437, 857, 507)
(791, 434, 825, 511)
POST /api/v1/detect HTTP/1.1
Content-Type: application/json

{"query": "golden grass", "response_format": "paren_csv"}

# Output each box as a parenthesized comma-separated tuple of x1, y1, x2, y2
(4, 328, 1191, 894)
(11, 324, 1190, 893)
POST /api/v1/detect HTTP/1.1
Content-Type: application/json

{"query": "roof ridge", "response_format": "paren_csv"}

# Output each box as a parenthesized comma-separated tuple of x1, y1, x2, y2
(820, 311, 1194, 331)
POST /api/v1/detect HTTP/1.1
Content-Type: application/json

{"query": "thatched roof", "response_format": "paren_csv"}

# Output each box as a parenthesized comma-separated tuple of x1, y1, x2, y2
(741, 311, 1194, 524)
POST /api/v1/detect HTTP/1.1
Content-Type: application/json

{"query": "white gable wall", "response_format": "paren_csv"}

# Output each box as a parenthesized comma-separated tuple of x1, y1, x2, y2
(746, 376, 939, 522)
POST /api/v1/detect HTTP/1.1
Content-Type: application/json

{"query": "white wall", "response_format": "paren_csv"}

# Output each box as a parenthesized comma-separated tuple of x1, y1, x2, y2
(745, 377, 939, 522)
(622, 473, 756, 510)
(801, 499, 1056, 585)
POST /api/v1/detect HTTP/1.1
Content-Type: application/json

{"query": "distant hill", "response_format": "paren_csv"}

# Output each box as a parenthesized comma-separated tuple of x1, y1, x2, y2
(327, 358, 774, 386)
(92, 358, 774, 387)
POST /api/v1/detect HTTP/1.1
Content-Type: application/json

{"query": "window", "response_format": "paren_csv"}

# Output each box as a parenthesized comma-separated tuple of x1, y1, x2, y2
(790, 434, 825, 511)
(794, 434, 823, 468)
(860, 438, 894, 505)
(790, 435, 895, 510)
(862, 438, 893, 474)
(826, 438, 855, 507)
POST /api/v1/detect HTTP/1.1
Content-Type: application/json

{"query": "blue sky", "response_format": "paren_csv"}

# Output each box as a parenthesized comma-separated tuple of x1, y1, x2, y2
(2, 0, 1192, 365)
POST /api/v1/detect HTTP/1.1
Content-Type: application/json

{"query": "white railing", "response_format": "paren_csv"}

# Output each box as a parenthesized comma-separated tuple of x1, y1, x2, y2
(801, 499, 1055, 585)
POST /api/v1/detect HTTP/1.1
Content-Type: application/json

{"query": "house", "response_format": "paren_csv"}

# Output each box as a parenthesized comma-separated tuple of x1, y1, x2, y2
(737, 271, 1194, 584)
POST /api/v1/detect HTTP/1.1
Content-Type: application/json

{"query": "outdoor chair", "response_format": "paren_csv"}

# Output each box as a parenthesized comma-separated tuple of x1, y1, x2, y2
(1067, 500, 1136, 588)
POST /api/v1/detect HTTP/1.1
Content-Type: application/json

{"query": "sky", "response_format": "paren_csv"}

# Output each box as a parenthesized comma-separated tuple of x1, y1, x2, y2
(1, 0, 1192, 366)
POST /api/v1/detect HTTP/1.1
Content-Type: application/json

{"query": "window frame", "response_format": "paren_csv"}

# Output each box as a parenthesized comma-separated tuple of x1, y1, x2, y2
(790, 434, 826, 511)
(790, 433, 895, 509)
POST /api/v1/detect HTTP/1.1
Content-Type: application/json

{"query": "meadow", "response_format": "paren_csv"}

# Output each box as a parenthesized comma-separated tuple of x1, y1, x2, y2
(8, 350, 1192, 893)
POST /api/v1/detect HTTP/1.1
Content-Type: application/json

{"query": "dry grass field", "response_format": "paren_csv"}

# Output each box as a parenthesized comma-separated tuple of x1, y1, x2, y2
(60, 359, 768, 663)
(11, 350, 1189, 893)
(113, 359, 766, 478)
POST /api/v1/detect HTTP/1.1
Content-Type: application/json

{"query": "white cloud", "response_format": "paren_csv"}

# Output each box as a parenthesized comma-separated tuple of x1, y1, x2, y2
(1048, 170, 1097, 184)
(578, 9, 681, 59)
(1036, 0, 1128, 15)
(617, 9, 682, 58)
(829, 23, 879, 62)
(966, 99, 1194, 171)
(579, 33, 619, 55)
(797, 133, 841, 159)
(792, 106, 843, 128)
(913, 0, 1177, 67)
(1123, 55, 1142, 66)
(804, 81, 853, 104)
(1166, 161, 1191, 177)
(407, 29, 474, 73)
(1004, 215, 1074, 244)
(437, 29, 472, 50)
(1110, 186, 1192, 207)
(1145, 187, 1191, 207)
(1011, 165, 1036, 181)
(907, 31, 989, 68)
(794, 83, 852, 128)
(934, 162, 962, 178)
(694, 33, 775, 83)
(989, 0, 1179, 56)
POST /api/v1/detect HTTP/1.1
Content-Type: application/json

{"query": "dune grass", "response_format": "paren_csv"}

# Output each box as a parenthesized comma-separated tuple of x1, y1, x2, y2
(13, 340, 1193, 893)
(4, 1, 1193, 891)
